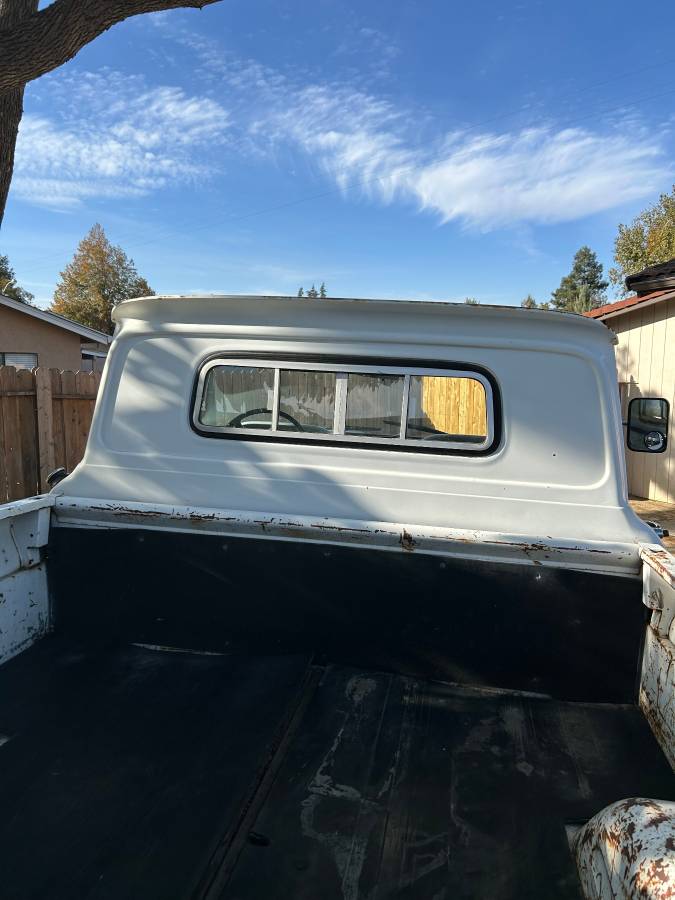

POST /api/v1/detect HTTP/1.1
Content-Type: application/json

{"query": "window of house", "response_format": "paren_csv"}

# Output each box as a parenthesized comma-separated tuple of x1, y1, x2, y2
(0, 353, 38, 370)
(194, 358, 495, 453)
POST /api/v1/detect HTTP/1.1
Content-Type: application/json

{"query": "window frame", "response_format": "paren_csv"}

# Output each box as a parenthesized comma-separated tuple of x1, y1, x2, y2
(0, 352, 38, 369)
(191, 354, 499, 455)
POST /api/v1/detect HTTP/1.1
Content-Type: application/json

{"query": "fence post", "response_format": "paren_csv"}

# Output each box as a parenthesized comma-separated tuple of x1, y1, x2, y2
(35, 367, 55, 494)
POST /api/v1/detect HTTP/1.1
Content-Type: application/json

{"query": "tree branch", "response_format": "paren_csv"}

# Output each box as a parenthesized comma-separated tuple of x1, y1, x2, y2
(0, 0, 223, 93)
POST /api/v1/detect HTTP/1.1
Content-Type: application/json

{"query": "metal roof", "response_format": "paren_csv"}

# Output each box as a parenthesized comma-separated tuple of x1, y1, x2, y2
(625, 258, 675, 295)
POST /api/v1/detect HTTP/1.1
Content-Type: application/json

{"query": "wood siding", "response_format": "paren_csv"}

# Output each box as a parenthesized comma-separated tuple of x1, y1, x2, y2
(611, 296, 675, 503)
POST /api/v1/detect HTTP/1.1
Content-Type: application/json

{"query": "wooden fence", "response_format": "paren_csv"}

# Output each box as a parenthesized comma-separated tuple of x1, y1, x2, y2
(0, 367, 101, 503)
(421, 376, 487, 436)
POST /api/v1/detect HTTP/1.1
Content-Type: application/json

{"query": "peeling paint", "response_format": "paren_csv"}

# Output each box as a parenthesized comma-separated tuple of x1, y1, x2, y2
(399, 529, 417, 552)
(639, 548, 675, 771)
(0, 503, 50, 665)
(55, 497, 641, 576)
(642, 544, 675, 589)
(575, 798, 675, 899)
(639, 626, 675, 772)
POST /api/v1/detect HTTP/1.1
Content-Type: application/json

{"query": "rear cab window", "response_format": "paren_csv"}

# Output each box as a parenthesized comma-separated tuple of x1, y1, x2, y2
(194, 358, 495, 453)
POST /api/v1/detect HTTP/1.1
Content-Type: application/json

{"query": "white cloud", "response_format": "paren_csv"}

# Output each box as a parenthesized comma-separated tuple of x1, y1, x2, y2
(408, 127, 667, 228)
(245, 73, 669, 228)
(162, 29, 671, 229)
(15, 36, 672, 228)
(14, 73, 230, 209)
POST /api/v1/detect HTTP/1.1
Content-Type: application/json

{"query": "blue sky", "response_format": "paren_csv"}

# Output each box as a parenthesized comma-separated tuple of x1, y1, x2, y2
(3, 0, 675, 308)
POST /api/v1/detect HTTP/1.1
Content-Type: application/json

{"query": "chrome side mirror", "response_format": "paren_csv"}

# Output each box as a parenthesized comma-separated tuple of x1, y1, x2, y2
(627, 398, 669, 453)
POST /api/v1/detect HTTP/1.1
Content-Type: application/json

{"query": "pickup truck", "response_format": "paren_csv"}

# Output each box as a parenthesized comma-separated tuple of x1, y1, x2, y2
(1, 294, 673, 900)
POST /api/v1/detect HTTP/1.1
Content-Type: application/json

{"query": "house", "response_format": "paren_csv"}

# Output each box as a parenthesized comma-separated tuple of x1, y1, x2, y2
(0, 294, 111, 372)
(585, 259, 675, 503)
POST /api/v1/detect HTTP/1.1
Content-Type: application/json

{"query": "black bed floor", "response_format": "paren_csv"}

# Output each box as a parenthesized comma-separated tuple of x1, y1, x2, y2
(0, 638, 672, 900)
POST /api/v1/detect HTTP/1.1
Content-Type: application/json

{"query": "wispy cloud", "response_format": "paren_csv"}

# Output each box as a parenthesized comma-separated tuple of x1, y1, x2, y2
(407, 126, 667, 228)
(331, 25, 400, 81)
(16, 29, 672, 227)
(162, 27, 671, 229)
(15, 71, 229, 209)
(252, 86, 669, 228)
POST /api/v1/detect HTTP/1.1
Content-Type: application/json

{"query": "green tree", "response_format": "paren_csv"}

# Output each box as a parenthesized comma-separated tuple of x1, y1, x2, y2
(0, 253, 33, 303)
(567, 283, 596, 314)
(463, 297, 479, 305)
(521, 294, 550, 310)
(609, 186, 675, 291)
(297, 282, 327, 298)
(51, 224, 153, 334)
(551, 246, 608, 311)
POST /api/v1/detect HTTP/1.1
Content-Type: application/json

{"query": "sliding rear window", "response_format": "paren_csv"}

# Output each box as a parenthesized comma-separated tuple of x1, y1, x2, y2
(194, 359, 494, 452)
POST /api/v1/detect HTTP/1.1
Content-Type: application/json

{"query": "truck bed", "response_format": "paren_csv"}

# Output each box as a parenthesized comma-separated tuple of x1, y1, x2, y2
(0, 637, 672, 900)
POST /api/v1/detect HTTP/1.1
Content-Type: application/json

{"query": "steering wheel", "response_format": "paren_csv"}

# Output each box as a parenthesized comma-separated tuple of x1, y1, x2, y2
(228, 407, 305, 431)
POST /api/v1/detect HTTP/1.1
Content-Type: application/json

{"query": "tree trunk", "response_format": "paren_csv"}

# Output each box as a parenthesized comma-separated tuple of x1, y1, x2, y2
(0, 0, 37, 229)
(0, 87, 25, 228)
(0, 0, 221, 228)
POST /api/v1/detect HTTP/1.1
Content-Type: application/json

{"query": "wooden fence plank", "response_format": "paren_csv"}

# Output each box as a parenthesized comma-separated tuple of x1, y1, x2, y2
(51, 370, 66, 476)
(0, 370, 8, 503)
(35, 367, 55, 493)
(0, 368, 24, 500)
(17, 369, 39, 498)
(74, 373, 91, 463)
(59, 370, 79, 473)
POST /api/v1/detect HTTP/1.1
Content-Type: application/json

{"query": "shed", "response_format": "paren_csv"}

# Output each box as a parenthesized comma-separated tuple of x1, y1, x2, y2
(585, 261, 675, 503)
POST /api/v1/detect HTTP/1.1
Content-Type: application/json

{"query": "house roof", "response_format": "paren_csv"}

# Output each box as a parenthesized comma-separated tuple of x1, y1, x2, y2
(584, 256, 675, 321)
(584, 288, 675, 321)
(0, 293, 112, 345)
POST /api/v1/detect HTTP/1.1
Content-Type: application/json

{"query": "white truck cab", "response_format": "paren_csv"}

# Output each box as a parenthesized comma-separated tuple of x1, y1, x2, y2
(0, 295, 673, 899)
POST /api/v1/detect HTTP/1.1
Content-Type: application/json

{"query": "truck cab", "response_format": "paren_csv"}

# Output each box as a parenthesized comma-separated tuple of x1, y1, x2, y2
(1, 295, 673, 899)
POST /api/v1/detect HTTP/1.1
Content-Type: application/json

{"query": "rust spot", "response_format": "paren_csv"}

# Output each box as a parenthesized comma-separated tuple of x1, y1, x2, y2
(109, 508, 162, 518)
(647, 812, 670, 828)
(399, 530, 416, 552)
(641, 546, 675, 587)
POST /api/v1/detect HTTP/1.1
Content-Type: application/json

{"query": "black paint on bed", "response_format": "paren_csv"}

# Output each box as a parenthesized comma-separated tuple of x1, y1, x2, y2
(51, 525, 645, 702)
